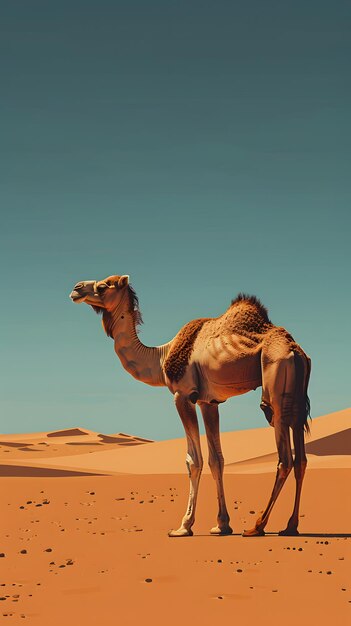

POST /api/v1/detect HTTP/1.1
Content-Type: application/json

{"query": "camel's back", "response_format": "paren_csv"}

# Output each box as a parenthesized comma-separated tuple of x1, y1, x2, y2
(163, 295, 309, 404)
(219, 295, 272, 336)
(163, 302, 269, 385)
(192, 305, 308, 402)
(192, 314, 265, 394)
(164, 296, 272, 390)
(194, 297, 272, 352)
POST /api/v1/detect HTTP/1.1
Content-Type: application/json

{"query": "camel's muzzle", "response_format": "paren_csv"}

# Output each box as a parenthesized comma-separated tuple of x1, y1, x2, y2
(69, 280, 97, 303)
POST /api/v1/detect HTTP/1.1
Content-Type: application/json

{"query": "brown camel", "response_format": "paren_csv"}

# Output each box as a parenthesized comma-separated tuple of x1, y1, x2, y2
(70, 275, 311, 537)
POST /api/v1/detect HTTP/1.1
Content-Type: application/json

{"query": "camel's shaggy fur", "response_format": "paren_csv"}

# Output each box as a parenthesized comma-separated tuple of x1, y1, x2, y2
(228, 293, 272, 336)
(164, 294, 270, 383)
(164, 318, 210, 383)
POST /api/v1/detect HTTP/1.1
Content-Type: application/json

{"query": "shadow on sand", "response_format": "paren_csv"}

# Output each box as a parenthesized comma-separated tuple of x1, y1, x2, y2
(257, 532, 351, 539)
(182, 532, 351, 538)
(0, 464, 105, 477)
(288, 532, 351, 538)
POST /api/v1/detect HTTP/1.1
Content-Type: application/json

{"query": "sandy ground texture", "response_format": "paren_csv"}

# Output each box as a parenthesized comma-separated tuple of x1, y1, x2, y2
(0, 408, 350, 625)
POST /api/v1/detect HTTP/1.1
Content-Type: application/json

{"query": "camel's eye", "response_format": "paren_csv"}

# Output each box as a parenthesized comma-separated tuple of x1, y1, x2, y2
(97, 283, 108, 292)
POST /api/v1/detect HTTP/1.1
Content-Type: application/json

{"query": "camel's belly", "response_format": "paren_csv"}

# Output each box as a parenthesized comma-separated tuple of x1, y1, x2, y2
(208, 358, 261, 383)
(195, 338, 261, 402)
(203, 376, 262, 403)
(202, 349, 261, 384)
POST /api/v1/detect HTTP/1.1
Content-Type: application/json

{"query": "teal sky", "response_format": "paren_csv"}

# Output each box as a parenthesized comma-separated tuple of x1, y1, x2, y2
(1, 1, 350, 440)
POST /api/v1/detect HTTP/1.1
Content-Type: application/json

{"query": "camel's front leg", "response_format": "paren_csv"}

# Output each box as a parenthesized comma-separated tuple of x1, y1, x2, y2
(168, 393, 203, 537)
(199, 402, 233, 535)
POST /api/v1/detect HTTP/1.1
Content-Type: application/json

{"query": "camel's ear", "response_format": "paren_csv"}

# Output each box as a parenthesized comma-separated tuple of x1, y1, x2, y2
(116, 275, 129, 289)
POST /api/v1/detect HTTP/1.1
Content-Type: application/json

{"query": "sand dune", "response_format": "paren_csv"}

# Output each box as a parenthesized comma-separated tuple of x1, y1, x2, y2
(305, 428, 351, 456)
(0, 427, 154, 469)
(47, 428, 91, 437)
(1, 408, 349, 476)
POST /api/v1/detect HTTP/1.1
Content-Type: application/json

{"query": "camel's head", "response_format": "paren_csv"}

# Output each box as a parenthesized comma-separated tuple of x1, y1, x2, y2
(69, 275, 130, 312)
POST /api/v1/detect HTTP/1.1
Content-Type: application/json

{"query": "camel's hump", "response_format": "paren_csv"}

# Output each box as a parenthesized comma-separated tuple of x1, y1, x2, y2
(164, 318, 210, 383)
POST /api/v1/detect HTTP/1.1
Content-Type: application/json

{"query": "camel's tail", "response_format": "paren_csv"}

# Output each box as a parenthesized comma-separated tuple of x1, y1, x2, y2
(294, 350, 312, 434)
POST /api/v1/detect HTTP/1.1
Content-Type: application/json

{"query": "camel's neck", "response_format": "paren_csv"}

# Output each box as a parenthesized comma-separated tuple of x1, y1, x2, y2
(108, 297, 171, 387)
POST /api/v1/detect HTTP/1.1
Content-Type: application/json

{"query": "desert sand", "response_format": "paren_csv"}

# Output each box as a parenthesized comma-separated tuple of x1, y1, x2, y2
(1, 408, 350, 625)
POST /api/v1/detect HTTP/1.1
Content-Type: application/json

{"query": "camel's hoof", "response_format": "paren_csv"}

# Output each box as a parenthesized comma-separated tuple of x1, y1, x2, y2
(242, 527, 265, 537)
(168, 527, 193, 537)
(210, 525, 233, 536)
(278, 528, 299, 536)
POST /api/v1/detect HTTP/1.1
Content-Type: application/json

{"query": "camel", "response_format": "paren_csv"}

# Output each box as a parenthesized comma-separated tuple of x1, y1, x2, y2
(70, 274, 311, 538)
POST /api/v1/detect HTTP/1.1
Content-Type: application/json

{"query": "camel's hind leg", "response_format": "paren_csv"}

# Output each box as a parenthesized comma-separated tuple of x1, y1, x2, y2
(199, 402, 233, 535)
(243, 351, 295, 537)
(243, 421, 293, 536)
(168, 392, 203, 537)
(279, 426, 307, 536)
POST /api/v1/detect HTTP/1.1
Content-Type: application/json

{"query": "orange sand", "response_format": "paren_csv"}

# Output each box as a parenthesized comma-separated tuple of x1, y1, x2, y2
(1, 409, 350, 625)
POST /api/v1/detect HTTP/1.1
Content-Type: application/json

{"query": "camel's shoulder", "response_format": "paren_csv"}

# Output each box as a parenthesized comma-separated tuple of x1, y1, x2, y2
(164, 318, 211, 383)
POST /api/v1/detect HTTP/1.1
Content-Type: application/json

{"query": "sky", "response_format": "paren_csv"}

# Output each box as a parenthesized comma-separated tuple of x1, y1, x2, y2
(1, 1, 350, 440)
